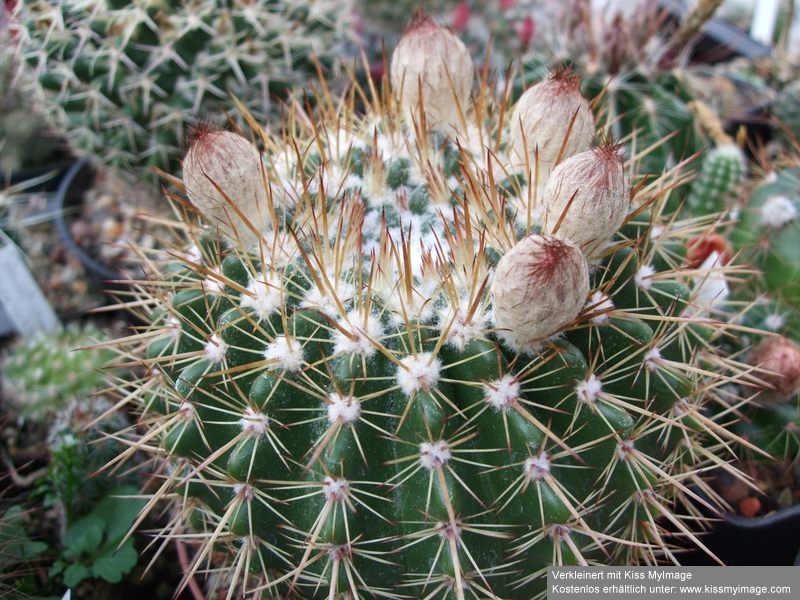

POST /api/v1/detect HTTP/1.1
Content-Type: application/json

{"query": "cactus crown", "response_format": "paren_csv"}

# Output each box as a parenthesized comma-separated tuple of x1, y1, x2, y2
(13, 0, 352, 177)
(106, 18, 762, 599)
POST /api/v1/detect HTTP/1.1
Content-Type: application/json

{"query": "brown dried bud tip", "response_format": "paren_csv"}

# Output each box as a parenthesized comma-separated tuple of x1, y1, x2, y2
(187, 119, 220, 152)
(548, 65, 582, 95)
(748, 336, 800, 401)
(407, 7, 437, 32)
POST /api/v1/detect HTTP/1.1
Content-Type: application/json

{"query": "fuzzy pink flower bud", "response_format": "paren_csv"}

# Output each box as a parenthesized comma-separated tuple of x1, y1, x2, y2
(542, 144, 629, 257)
(491, 235, 590, 353)
(518, 16, 535, 49)
(509, 69, 595, 181)
(182, 128, 270, 240)
(390, 12, 473, 133)
(748, 336, 800, 401)
(452, 1, 470, 32)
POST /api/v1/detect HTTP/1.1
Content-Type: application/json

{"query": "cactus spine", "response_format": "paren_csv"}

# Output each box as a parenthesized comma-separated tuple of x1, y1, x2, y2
(107, 16, 760, 598)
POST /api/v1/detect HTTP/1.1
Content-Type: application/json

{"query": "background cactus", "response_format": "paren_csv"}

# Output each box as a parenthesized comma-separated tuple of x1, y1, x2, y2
(722, 163, 800, 471)
(685, 143, 746, 216)
(106, 18, 761, 599)
(514, 1, 713, 183)
(2, 324, 113, 423)
(0, 32, 57, 177)
(731, 168, 800, 309)
(12, 0, 353, 178)
(773, 79, 800, 143)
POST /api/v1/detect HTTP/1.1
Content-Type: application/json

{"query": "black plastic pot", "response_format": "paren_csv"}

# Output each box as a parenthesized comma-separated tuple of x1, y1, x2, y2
(7, 159, 75, 192)
(679, 504, 800, 566)
(54, 158, 131, 296)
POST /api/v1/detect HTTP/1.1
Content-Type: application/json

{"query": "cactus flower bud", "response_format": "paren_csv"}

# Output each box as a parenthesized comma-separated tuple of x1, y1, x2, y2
(509, 70, 595, 181)
(390, 12, 473, 133)
(452, 1, 470, 32)
(542, 144, 629, 257)
(748, 336, 800, 401)
(491, 235, 590, 352)
(518, 16, 535, 49)
(183, 128, 270, 240)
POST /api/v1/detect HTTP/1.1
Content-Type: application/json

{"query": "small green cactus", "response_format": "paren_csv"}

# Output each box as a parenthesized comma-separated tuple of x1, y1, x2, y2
(685, 143, 746, 216)
(2, 325, 112, 422)
(107, 16, 760, 598)
(12, 0, 352, 178)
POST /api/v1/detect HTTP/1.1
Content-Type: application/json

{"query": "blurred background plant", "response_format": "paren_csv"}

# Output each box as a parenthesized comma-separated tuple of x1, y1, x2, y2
(0, 31, 60, 181)
(12, 0, 356, 180)
(2, 325, 112, 424)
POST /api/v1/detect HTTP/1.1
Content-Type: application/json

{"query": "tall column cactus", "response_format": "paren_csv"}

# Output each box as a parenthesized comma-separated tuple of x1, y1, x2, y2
(108, 15, 760, 599)
(12, 0, 353, 177)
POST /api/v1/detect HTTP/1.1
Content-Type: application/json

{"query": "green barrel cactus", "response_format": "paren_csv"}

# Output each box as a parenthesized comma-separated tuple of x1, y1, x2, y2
(725, 166, 800, 467)
(108, 16, 758, 598)
(2, 325, 113, 423)
(731, 168, 800, 309)
(12, 0, 352, 177)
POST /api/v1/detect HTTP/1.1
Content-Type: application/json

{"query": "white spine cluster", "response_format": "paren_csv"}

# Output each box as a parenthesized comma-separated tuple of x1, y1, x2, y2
(264, 336, 304, 372)
(241, 275, 282, 321)
(760, 195, 797, 229)
(397, 353, 441, 396)
(524, 452, 551, 480)
(239, 408, 269, 436)
(576, 374, 602, 404)
(332, 311, 383, 358)
(484, 375, 520, 410)
(322, 476, 351, 502)
(204, 333, 228, 363)
(327, 393, 362, 425)
(419, 440, 452, 470)
(586, 291, 615, 324)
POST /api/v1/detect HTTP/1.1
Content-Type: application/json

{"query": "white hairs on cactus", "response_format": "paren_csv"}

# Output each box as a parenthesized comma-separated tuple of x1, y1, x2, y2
(509, 69, 595, 181)
(491, 234, 590, 352)
(390, 12, 473, 132)
(760, 195, 798, 229)
(542, 144, 629, 256)
(183, 129, 270, 239)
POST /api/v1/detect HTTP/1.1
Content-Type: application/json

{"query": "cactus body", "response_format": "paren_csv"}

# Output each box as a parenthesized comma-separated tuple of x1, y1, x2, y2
(685, 143, 746, 216)
(774, 79, 800, 143)
(732, 169, 800, 309)
(13, 0, 352, 177)
(108, 25, 757, 599)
